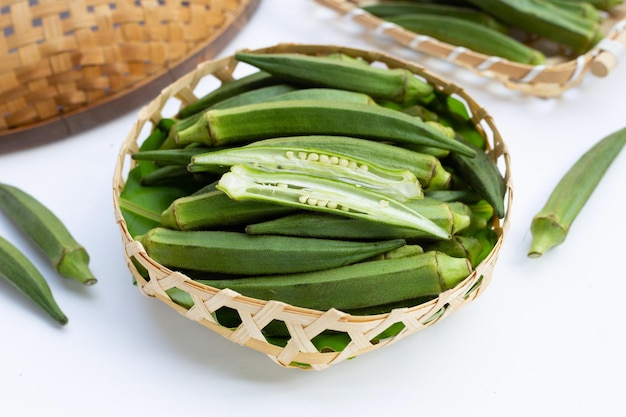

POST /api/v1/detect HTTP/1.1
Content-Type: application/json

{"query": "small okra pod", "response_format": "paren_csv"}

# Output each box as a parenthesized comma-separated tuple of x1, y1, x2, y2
(0, 236, 68, 325)
(234, 52, 434, 104)
(0, 183, 97, 286)
(528, 126, 626, 257)
(217, 164, 451, 239)
(137, 227, 406, 275)
(189, 142, 423, 201)
(176, 99, 476, 157)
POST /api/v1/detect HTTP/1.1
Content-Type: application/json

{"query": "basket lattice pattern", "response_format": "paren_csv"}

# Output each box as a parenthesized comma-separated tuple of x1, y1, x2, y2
(0, 0, 258, 145)
(112, 43, 513, 370)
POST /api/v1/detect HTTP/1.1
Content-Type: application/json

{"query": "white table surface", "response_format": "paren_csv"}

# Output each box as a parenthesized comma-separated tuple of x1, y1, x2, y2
(1, 1, 625, 416)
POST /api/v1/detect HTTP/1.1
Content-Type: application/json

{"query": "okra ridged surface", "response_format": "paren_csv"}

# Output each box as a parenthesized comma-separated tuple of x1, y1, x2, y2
(120, 50, 507, 333)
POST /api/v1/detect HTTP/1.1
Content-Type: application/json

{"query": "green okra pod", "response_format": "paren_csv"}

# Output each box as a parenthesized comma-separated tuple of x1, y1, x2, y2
(176, 71, 282, 119)
(234, 51, 434, 104)
(218, 164, 451, 239)
(161, 182, 296, 231)
(243, 135, 452, 190)
(132, 146, 214, 167)
(466, 0, 603, 55)
(528, 126, 626, 257)
(0, 183, 97, 286)
(264, 87, 376, 105)
(201, 250, 472, 311)
(363, 2, 509, 32)
(245, 198, 471, 241)
(0, 236, 68, 325)
(138, 227, 406, 275)
(444, 137, 506, 218)
(189, 141, 423, 201)
(385, 14, 545, 65)
(176, 99, 476, 157)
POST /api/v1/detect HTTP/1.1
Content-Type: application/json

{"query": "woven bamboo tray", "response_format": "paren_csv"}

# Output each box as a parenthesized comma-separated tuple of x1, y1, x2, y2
(112, 43, 513, 371)
(315, 0, 626, 97)
(0, 0, 260, 153)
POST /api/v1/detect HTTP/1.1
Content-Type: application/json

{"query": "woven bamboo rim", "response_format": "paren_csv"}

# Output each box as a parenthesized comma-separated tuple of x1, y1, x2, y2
(315, 0, 626, 98)
(112, 43, 513, 370)
(0, 0, 260, 153)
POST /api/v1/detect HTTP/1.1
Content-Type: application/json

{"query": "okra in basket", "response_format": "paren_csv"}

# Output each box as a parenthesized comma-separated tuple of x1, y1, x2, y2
(113, 43, 512, 370)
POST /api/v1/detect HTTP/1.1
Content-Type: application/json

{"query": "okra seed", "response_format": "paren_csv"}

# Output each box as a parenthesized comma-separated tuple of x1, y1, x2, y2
(298, 195, 308, 204)
(326, 201, 338, 209)
(307, 153, 320, 162)
(319, 154, 330, 163)
(298, 152, 307, 160)
(285, 151, 295, 159)
(339, 158, 349, 167)
(317, 200, 328, 207)
(340, 205, 350, 212)
(359, 164, 369, 172)
(329, 156, 339, 165)
(348, 161, 358, 169)
(307, 198, 318, 206)
(379, 200, 390, 208)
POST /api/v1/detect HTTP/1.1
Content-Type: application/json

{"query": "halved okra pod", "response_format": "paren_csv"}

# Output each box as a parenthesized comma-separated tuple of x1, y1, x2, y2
(189, 140, 423, 201)
(239, 135, 452, 190)
(202, 250, 472, 311)
(528, 126, 626, 257)
(0, 183, 97, 286)
(217, 164, 451, 239)
(137, 227, 406, 275)
(175, 99, 475, 157)
(0, 236, 68, 325)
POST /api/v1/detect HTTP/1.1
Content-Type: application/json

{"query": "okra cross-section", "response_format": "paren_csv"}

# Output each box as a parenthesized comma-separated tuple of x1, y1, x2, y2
(189, 143, 423, 201)
(217, 164, 450, 239)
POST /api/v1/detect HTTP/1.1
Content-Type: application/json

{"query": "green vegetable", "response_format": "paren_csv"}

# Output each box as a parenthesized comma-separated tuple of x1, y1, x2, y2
(234, 51, 434, 103)
(138, 227, 406, 275)
(385, 14, 545, 65)
(202, 251, 472, 311)
(0, 236, 68, 325)
(217, 164, 451, 238)
(529, 126, 626, 257)
(189, 139, 423, 201)
(0, 183, 97, 286)
(176, 99, 476, 157)
(466, 0, 603, 55)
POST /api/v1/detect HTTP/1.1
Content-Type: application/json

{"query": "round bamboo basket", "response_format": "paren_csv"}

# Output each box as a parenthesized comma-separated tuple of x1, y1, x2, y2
(315, 0, 626, 98)
(0, 0, 260, 153)
(112, 43, 513, 371)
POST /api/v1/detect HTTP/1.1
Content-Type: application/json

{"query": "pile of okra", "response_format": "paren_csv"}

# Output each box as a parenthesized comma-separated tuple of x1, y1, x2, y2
(360, 0, 624, 65)
(119, 50, 507, 328)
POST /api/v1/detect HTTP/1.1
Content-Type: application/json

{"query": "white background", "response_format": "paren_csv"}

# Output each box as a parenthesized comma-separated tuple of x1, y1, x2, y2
(1, 1, 625, 416)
